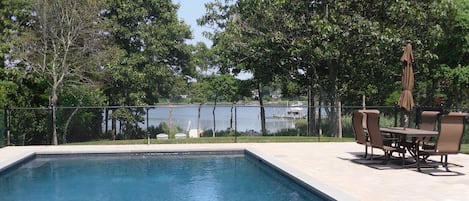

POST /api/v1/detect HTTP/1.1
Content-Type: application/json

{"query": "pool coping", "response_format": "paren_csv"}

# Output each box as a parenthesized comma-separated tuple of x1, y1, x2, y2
(0, 144, 356, 201)
(245, 148, 357, 201)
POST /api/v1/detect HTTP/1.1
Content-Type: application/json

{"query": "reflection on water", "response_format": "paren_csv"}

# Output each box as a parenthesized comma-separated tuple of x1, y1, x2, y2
(107, 105, 327, 133)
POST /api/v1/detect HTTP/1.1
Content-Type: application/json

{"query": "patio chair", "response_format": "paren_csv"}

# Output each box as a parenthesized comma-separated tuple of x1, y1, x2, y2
(418, 111, 440, 149)
(358, 109, 380, 132)
(417, 114, 466, 172)
(352, 111, 370, 158)
(419, 111, 440, 131)
(366, 112, 406, 165)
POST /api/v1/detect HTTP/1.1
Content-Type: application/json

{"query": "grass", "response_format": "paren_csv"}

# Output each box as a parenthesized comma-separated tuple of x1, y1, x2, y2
(461, 144, 469, 154)
(68, 136, 355, 145)
(68, 136, 469, 155)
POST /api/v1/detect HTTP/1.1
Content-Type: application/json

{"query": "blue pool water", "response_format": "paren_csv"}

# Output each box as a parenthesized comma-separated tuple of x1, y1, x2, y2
(0, 153, 326, 201)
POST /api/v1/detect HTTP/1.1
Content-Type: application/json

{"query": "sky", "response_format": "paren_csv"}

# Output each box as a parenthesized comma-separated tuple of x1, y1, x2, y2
(174, 0, 213, 47)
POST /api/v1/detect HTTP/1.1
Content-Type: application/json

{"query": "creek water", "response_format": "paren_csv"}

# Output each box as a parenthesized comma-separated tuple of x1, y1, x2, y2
(142, 104, 301, 133)
(106, 104, 328, 134)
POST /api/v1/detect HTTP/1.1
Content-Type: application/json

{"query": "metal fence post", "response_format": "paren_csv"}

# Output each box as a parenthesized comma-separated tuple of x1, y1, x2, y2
(234, 106, 237, 143)
(4, 105, 9, 145)
(146, 107, 150, 144)
(48, 104, 54, 144)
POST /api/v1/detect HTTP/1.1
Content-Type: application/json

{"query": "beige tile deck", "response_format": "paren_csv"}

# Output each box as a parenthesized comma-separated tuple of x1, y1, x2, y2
(1, 142, 469, 201)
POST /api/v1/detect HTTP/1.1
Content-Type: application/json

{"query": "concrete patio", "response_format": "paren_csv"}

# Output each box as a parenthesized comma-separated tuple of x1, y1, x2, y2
(1, 142, 468, 201)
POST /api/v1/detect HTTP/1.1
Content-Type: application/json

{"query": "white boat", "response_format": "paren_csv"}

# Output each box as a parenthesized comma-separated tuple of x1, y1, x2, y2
(273, 101, 306, 119)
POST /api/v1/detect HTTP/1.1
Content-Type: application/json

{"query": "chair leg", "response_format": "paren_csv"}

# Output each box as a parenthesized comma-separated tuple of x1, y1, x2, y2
(443, 155, 450, 172)
(401, 152, 405, 166)
(384, 150, 390, 164)
(364, 145, 368, 159)
(417, 149, 421, 172)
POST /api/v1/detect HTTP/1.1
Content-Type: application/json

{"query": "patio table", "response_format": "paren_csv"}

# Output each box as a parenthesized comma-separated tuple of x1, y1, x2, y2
(380, 127, 438, 167)
(380, 127, 438, 138)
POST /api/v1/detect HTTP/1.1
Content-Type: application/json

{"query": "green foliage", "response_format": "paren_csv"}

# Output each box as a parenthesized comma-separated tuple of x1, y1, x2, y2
(147, 125, 163, 138)
(111, 108, 141, 123)
(385, 90, 402, 106)
(432, 0, 469, 108)
(463, 124, 469, 144)
(191, 42, 214, 75)
(0, 63, 48, 108)
(208, 74, 239, 102)
(103, 0, 193, 106)
(189, 81, 210, 104)
(434, 64, 469, 108)
(8, 0, 109, 144)
(64, 109, 103, 143)
(9, 109, 49, 145)
(0, 0, 30, 68)
(1, 0, 469, 144)
(201, 0, 460, 109)
(199, 0, 457, 137)
(99, 0, 195, 141)
(57, 86, 106, 143)
(0, 80, 18, 106)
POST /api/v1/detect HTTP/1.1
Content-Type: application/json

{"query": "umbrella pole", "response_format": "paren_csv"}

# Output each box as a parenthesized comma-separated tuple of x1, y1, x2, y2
(362, 95, 366, 109)
(400, 109, 409, 129)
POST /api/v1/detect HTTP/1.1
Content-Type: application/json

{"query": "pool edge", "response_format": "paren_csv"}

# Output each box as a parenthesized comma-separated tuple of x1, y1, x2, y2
(245, 148, 359, 201)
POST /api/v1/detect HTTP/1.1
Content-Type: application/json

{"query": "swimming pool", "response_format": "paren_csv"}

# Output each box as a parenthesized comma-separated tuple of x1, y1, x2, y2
(0, 152, 327, 201)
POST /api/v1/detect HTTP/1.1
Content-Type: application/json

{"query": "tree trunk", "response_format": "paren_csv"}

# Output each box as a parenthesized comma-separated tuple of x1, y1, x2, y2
(338, 101, 342, 138)
(328, 59, 340, 137)
(63, 107, 79, 144)
(197, 103, 202, 136)
(307, 84, 316, 136)
(105, 107, 108, 136)
(169, 105, 173, 138)
(230, 103, 234, 131)
(212, 99, 217, 137)
(111, 109, 116, 140)
(257, 83, 266, 135)
(51, 86, 58, 145)
(51, 105, 57, 145)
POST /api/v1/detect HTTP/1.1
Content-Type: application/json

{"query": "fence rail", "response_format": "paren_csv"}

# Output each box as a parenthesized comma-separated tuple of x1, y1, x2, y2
(2, 104, 468, 146)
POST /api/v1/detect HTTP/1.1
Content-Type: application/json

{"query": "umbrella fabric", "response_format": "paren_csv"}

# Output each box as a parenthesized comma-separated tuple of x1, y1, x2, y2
(398, 42, 414, 112)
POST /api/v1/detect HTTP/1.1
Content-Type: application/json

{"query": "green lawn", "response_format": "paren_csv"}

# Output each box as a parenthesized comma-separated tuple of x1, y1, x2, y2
(68, 136, 354, 145)
(68, 136, 469, 154)
(461, 144, 469, 154)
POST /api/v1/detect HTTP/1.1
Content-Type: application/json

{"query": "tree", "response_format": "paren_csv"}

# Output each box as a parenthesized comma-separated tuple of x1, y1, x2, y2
(188, 42, 214, 135)
(208, 74, 237, 137)
(201, 0, 455, 137)
(200, 0, 279, 135)
(102, 0, 193, 139)
(1, 0, 33, 107)
(189, 81, 209, 135)
(58, 85, 105, 143)
(103, 0, 193, 105)
(1, 0, 30, 68)
(11, 0, 106, 145)
(433, 0, 469, 108)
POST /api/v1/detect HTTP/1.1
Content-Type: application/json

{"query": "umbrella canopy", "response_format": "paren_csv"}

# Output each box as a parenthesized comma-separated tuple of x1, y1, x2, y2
(398, 42, 415, 112)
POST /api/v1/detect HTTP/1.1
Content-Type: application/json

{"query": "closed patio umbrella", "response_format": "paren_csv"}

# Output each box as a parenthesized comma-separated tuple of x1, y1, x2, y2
(398, 42, 414, 112)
